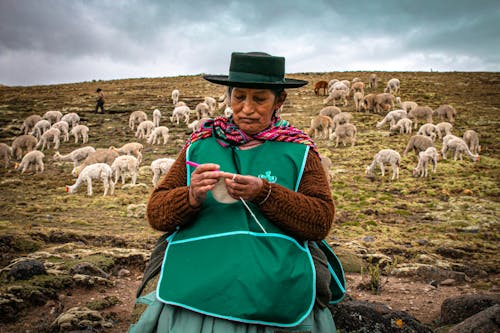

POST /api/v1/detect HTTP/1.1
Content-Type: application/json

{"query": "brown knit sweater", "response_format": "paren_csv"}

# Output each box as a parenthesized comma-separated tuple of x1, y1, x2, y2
(147, 148, 335, 241)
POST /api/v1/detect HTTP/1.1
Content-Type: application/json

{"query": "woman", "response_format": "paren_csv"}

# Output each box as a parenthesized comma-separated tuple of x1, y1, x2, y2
(130, 52, 344, 333)
(95, 88, 105, 114)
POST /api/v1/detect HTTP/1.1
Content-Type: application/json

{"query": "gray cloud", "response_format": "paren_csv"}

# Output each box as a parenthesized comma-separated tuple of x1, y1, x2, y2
(0, 0, 498, 86)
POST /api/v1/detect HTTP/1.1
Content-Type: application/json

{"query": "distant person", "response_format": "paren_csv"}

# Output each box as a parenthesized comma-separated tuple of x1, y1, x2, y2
(95, 88, 105, 114)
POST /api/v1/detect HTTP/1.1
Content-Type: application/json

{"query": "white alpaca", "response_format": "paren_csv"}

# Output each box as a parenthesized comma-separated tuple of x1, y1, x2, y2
(171, 89, 180, 105)
(135, 120, 155, 139)
(390, 118, 413, 134)
(66, 163, 114, 196)
(111, 155, 139, 185)
(31, 119, 51, 139)
(70, 125, 89, 144)
(15, 150, 45, 174)
(61, 113, 80, 128)
(413, 147, 439, 177)
(170, 106, 191, 125)
(151, 158, 175, 188)
(36, 127, 61, 151)
(147, 126, 170, 145)
(52, 121, 70, 142)
(43, 110, 63, 124)
(152, 109, 162, 127)
(129, 111, 148, 130)
(365, 149, 401, 180)
(20, 115, 42, 135)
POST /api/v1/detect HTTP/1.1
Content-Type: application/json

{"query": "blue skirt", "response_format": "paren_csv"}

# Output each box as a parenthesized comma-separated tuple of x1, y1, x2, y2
(129, 291, 336, 333)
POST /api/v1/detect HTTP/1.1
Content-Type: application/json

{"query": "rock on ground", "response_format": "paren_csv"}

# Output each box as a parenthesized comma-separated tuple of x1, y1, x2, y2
(440, 293, 500, 325)
(448, 304, 500, 333)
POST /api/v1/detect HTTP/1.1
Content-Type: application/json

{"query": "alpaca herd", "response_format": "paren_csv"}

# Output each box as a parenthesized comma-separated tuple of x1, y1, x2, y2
(0, 76, 483, 201)
(311, 75, 481, 181)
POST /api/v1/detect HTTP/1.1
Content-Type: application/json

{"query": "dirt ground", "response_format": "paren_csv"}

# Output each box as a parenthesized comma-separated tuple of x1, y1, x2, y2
(0, 71, 499, 332)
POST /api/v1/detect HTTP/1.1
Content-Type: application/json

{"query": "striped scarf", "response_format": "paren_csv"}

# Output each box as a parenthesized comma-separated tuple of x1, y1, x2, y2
(184, 116, 318, 155)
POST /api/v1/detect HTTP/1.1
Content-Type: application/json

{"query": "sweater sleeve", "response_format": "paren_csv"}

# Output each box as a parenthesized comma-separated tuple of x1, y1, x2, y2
(146, 149, 201, 233)
(250, 150, 335, 241)
(147, 148, 335, 241)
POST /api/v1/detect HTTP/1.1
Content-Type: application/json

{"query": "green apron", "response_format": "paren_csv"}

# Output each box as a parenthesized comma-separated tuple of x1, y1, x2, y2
(157, 138, 344, 327)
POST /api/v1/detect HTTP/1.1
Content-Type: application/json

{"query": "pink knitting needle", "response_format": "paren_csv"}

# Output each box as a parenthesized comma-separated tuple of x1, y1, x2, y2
(186, 161, 200, 168)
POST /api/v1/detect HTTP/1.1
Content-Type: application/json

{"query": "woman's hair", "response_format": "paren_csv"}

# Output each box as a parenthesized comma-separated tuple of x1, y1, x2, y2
(228, 87, 284, 97)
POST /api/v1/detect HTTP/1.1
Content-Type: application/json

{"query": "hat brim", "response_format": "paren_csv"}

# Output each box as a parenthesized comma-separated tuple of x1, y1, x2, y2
(203, 75, 308, 89)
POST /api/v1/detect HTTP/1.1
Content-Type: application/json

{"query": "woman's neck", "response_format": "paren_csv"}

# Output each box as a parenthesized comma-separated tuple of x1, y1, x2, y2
(239, 139, 264, 150)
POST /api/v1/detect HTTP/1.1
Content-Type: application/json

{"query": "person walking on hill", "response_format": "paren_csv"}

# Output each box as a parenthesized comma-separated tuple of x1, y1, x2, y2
(95, 88, 105, 114)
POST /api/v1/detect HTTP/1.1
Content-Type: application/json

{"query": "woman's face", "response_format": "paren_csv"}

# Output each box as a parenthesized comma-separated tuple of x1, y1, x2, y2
(231, 88, 285, 135)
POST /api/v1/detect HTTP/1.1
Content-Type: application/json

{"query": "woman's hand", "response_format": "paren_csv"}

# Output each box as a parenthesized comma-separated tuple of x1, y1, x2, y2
(222, 172, 264, 201)
(189, 163, 221, 207)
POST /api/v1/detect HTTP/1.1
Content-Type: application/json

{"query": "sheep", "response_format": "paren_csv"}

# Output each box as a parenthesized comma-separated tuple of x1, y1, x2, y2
(442, 137, 479, 162)
(42, 110, 63, 124)
(171, 89, 180, 105)
(395, 97, 418, 113)
(70, 124, 89, 144)
(195, 102, 211, 120)
(129, 111, 148, 130)
(369, 74, 377, 89)
(11, 135, 38, 160)
(408, 106, 433, 129)
(319, 106, 341, 119)
(376, 109, 407, 129)
(374, 93, 395, 114)
(147, 126, 170, 145)
(413, 147, 439, 177)
(384, 78, 400, 94)
(332, 112, 352, 130)
(403, 135, 434, 158)
(36, 127, 61, 151)
(0, 143, 12, 168)
(307, 115, 334, 139)
(463, 130, 480, 154)
(20, 115, 42, 135)
(362, 94, 376, 113)
(152, 109, 162, 127)
(390, 118, 413, 135)
(111, 155, 139, 185)
(170, 105, 191, 125)
(323, 90, 348, 106)
(353, 92, 364, 112)
(31, 119, 51, 139)
(434, 105, 457, 123)
(436, 122, 453, 139)
(66, 163, 115, 196)
(135, 120, 155, 139)
(314, 80, 329, 96)
(175, 101, 187, 107)
(51, 120, 70, 142)
(224, 107, 233, 117)
(15, 150, 44, 173)
(151, 157, 176, 188)
(53, 146, 96, 168)
(109, 142, 143, 162)
(365, 149, 401, 180)
(204, 97, 217, 115)
(331, 123, 357, 147)
(72, 148, 120, 177)
(60, 113, 80, 128)
(320, 155, 332, 182)
(350, 81, 365, 95)
(417, 123, 438, 141)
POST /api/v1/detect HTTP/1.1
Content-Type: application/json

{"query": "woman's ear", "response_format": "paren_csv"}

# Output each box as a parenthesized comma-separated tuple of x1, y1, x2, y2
(275, 91, 287, 110)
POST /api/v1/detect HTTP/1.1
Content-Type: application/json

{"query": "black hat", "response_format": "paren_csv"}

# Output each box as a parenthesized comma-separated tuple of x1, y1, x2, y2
(203, 52, 308, 89)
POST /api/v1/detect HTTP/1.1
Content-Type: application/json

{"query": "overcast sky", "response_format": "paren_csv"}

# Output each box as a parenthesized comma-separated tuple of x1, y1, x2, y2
(1, 0, 499, 86)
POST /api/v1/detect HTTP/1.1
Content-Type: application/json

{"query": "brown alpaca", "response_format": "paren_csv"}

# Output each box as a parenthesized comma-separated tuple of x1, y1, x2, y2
(314, 80, 328, 96)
